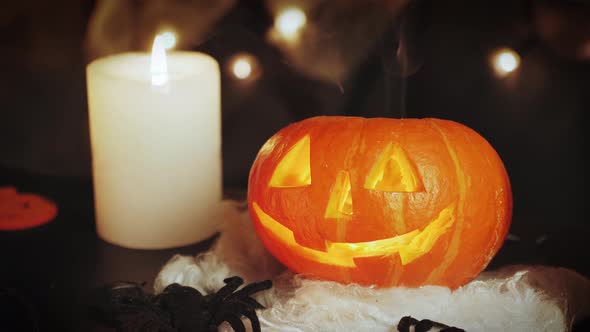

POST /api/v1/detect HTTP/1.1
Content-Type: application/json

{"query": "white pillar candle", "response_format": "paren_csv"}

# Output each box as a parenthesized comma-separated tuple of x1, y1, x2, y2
(86, 36, 221, 249)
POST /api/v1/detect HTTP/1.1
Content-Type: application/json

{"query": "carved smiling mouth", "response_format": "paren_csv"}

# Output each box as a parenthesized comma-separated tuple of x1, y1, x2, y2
(252, 201, 456, 268)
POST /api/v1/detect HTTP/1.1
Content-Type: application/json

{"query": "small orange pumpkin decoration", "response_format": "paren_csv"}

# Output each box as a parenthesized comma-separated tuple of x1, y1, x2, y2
(248, 116, 512, 288)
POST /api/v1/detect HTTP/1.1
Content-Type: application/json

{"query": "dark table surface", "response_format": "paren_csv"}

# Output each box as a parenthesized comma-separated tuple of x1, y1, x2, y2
(1, 166, 589, 331)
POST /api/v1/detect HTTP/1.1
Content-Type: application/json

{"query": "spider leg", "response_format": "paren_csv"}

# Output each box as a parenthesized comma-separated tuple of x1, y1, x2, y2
(210, 277, 244, 304)
(230, 280, 272, 301)
(415, 319, 434, 332)
(223, 276, 244, 284)
(216, 311, 247, 332)
(397, 316, 465, 332)
(397, 316, 419, 332)
(243, 309, 262, 332)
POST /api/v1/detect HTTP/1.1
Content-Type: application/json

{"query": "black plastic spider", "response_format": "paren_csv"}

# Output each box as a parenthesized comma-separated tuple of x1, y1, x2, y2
(397, 316, 465, 332)
(89, 276, 272, 332)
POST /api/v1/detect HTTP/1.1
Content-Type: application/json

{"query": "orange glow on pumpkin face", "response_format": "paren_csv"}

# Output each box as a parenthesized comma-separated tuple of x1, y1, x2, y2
(248, 117, 512, 289)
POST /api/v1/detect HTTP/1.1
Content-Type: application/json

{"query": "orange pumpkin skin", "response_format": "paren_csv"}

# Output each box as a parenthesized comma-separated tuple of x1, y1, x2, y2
(248, 116, 512, 289)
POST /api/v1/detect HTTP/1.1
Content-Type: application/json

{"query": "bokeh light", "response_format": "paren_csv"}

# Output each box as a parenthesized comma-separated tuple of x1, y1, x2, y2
(227, 53, 260, 82)
(275, 7, 307, 41)
(232, 58, 253, 80)
(491, 48, 521, 77)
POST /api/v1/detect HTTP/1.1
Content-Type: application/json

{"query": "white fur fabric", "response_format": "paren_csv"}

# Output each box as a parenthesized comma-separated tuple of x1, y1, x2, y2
(155, 200, 590, 332)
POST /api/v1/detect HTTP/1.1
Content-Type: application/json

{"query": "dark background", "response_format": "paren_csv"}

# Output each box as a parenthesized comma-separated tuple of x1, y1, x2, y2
(0, 0, 587, 225)
(0, 0, 589, 331)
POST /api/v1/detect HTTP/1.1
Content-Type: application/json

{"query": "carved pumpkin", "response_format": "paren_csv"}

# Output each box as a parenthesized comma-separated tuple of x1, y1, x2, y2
(248, 116, 512, 288)
(0, 187, 58, 230)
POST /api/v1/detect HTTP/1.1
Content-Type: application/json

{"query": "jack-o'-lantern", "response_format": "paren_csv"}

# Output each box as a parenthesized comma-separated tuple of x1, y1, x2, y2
(248, 116, 512, 289)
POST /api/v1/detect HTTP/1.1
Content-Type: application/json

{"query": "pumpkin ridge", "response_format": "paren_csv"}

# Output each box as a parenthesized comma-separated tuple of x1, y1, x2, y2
(425, 120, 467, 285)
(388, 257, 403, 286)
(394, 194, 407, 237)
(337, 120, 363, 245)
(464, 132, 512, 274)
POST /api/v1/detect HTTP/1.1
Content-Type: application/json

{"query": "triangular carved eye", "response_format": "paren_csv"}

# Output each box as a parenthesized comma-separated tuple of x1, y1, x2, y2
(364, 143, 423, 192)
(324, 170, 353, 219)
(269, 135, 311, 188)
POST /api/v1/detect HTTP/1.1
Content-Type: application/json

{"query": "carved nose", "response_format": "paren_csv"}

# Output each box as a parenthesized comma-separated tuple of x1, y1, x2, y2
(324, 170, 353, 219)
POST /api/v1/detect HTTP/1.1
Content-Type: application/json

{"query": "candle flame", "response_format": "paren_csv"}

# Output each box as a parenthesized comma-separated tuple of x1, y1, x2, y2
(159, 30, 177, 50)
(151, 35, 168, 86)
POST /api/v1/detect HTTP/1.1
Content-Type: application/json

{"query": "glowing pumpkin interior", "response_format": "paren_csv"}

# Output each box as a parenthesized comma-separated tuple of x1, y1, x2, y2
(255, 135, 457, 266)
